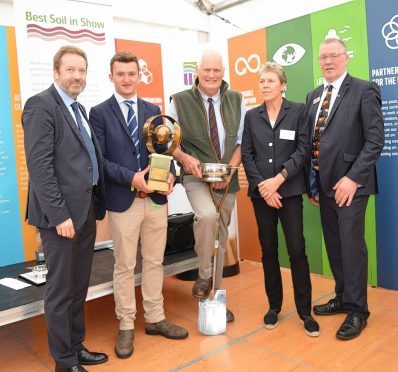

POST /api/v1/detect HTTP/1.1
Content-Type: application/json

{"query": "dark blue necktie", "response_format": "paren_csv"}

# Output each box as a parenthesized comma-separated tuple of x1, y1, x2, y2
(71, 101, 99, 185)
(124, 100, 141, 170)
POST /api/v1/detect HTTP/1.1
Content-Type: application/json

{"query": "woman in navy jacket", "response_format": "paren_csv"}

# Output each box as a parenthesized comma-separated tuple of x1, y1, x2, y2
(241, 62, 319, 337)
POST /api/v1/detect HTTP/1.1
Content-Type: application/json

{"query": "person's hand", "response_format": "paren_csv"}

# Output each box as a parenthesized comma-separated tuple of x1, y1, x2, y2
(258, 174, 284, 199)
(159, 173, 175, 196)
(308, 196, 320, 206)
(180, 153, 202, 178)
(333, 176, 358, 207)
(264, 192, 282, 209)
(212, 181, 228, 190)
(131, 166, 154, 193)
(56, 218, 75, 239)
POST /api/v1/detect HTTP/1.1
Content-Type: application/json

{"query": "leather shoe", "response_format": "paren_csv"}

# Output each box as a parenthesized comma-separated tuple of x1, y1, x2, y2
(55, 365, 87, 372)
(226, 308, 234, 323)
(336, 314, 367, 340)
(78, 346, 108, 365)
(192, 277, 212, 299)
(115, 329, 134, 359)
(313, 298, 346, 315)
(145, 319, 189, 339)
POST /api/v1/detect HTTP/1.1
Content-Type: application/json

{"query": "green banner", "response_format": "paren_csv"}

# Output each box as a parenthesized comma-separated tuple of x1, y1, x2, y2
(310, 0, 376, 284)
(266, 16, 324, 274)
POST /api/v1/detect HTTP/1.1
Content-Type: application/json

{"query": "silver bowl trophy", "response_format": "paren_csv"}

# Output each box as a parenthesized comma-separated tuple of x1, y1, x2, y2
(142, 114, 182, 192)
(198, 162, 237, 335)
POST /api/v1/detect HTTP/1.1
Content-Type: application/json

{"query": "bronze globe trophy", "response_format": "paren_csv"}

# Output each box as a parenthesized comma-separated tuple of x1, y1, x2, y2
(142, 114, 181, 192)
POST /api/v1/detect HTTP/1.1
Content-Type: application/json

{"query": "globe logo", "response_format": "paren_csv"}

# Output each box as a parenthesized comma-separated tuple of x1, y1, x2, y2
(273, 43, 306, 66)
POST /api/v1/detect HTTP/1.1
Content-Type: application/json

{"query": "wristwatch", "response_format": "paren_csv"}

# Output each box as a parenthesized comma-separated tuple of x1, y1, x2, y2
(280, 168, 288, 180)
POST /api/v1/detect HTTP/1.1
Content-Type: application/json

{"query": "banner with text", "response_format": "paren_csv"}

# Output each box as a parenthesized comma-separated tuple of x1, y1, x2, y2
(366, 0, 398, 290)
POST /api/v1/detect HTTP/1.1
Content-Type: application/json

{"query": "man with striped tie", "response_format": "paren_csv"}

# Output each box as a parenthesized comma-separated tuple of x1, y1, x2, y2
(90, 52, 188, 360)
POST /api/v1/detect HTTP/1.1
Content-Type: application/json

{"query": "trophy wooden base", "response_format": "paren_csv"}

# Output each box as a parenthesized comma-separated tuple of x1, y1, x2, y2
(148, 153, 173, 192)
(147, 179, 170, 192)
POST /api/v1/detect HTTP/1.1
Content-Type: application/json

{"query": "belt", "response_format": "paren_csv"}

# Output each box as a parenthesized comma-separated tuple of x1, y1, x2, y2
(136, 191, 149, 199)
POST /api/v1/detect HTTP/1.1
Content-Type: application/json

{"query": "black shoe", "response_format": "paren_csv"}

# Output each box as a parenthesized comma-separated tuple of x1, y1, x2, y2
(55, 365, 87, 372)
(300, 315, 320, 337)
(226, 308, 234, 323)
(313, 298, 346, 315)
(78, 346, 108, 365)
(263, 309, 279, 330)
(192, 277, 212, 299)
(336, 314, 367, 340)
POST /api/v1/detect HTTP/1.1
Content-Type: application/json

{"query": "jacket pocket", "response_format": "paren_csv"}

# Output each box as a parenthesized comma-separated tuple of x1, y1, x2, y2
(343, 153, 357, 163)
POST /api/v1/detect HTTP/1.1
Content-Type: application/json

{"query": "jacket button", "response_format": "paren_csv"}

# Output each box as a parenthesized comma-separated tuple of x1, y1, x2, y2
(269, 142, 273, 146)
(269, 159, 273, 163)
(88, 166, 92, 171)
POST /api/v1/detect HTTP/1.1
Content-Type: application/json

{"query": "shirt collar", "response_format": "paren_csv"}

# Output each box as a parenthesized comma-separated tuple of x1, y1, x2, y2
(114, 92, 138, 105)
(323, 71, 347, 92)
(198, 85, 220, 103)
(54, 83, 75, 107)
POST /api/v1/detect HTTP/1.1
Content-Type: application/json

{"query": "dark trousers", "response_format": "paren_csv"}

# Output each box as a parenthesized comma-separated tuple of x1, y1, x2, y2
(39, 200, 96, 368)
(251, 195, 312, 316)
(319, 187, 370, 319)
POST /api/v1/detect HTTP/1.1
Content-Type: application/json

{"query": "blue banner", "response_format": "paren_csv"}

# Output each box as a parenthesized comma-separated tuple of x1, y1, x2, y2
(366, 0, 398, 289)
(0, 27, 24, 266)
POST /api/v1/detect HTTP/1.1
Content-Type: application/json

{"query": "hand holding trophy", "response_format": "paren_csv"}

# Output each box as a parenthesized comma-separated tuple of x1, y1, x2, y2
(142, 114, 182, 192)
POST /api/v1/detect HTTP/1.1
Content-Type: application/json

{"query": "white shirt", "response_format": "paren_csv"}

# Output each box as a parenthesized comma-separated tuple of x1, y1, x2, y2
(54, 83, 91, 137)
(168, 87, 245, 157)
(114, 92, 138, 123)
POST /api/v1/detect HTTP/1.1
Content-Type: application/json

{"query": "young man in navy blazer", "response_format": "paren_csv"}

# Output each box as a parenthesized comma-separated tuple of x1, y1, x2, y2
(90, 52, 188, 359)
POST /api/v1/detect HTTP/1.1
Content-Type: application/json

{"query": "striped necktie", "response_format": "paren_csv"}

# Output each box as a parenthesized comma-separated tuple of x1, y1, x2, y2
(71, 101, 99, 185)
(311, 85, 333, 170)
(208, 97, 221, 160)
(124, 100, 141, 170)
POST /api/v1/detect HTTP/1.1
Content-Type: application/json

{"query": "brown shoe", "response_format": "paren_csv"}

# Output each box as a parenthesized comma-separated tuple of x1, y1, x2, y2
(115, 329, 134, 359)
(192, 277, 212, 299)
(226, 308, 235, 323)
(145, 319, 189, 339)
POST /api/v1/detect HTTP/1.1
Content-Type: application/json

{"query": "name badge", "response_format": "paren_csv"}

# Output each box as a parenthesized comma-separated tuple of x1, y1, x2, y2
(313, 97, 321, 105)
(280, 129, 295, 141)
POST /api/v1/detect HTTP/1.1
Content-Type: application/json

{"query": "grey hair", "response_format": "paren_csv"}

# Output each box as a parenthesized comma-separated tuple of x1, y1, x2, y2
(320, 38, 347, 53)
(259, 62, 287, 84)
(197, 49, 225, 69)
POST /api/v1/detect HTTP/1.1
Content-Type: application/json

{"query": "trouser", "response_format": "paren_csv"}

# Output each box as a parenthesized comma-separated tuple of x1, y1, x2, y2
(251, 195, 312, 316)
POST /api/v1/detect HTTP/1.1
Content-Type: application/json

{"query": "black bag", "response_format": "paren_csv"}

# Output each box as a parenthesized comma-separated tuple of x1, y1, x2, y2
(165, 213, 195, 256)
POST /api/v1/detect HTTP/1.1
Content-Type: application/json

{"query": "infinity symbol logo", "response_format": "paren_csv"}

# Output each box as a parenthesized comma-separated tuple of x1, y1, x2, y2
(234, 54, 261, 76)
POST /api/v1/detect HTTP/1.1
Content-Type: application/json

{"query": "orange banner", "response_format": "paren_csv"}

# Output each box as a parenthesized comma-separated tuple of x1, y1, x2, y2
(115, 39, 165, 113)
(228, 28, 267, 110)
(228, 28, 267, 262)
(7, 27, 37, 260)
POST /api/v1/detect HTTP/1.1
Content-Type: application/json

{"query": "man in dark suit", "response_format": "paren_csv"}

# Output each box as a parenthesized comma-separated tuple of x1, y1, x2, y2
(306, 38, 384, 340)
(23, 46, 108, 371)
(90, 52, 188, 360)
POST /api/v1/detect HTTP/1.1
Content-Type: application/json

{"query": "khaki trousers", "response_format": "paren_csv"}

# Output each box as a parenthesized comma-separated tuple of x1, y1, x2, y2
(109, 198, 167, 330)
(182, 175, 236, 289)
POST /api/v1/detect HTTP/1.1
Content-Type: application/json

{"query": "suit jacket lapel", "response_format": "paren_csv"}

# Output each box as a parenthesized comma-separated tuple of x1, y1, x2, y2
(259, 103, 271, 127)
(273, 99, 289, 129)
(137, 98, 148, 157)
(49, 85, 86, 147)
(109, 95, 134, 144)
(325, 74, 351, 129)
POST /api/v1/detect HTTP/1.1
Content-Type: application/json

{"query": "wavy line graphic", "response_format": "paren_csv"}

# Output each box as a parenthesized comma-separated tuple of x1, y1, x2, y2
(26, 24, 105, 44)
(28, 34, 105, 45)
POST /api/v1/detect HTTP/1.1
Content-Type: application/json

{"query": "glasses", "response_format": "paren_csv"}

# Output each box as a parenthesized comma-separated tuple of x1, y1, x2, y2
(318, 52, 346, 63)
